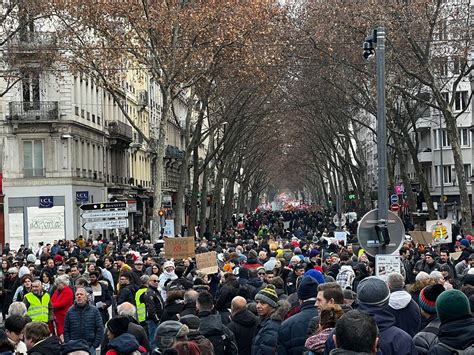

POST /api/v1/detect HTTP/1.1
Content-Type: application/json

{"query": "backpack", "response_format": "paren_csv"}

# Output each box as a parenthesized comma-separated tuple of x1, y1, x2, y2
(204, 329, 231, 355)
(438, 342, 474, 355)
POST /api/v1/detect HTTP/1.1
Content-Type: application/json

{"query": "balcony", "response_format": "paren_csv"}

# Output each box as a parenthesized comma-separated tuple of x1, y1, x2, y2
(137, 90, 148, 107)
(7, 101, 59, 121)
(5, 31, 57, 66)
(165, 145, 185, 160)
(108, 120, 133, 147)
(418, 148, 433, 163)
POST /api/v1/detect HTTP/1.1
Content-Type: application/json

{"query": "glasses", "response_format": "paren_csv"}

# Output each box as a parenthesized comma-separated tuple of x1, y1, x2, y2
(258, 273, 266, 276)
(150, 279, 159, 283)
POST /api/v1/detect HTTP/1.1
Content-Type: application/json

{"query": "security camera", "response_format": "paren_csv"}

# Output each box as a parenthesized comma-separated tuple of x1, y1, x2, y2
(363, 41, 375, 60)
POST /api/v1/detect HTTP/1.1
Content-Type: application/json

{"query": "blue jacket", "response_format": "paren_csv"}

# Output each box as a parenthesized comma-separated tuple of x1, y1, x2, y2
(324, 303, 417, 355)
(252, 305, 288, 355)
(428, 317, 474, 355)
(277, 301, 318, 355)
(387, 290, 421, 337)
(64, 303, 104, 348)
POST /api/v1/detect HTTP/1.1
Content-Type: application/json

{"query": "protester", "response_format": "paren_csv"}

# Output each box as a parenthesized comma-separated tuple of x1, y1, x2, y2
(24, 322, 60, 355)
(50, 274, 74, 339)
(227, 296, 259, 355)
(305, 304, 343, 354)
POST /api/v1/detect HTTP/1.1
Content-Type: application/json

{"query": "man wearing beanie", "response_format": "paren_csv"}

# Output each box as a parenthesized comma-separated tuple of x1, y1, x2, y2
(386, 272, 421, 337)
(413, 284, 445, 354)
(427, 290, 474, 354)
(324, 276, 417, 355)
(253, 284, 290, 355)
(277, 276, 318, 355)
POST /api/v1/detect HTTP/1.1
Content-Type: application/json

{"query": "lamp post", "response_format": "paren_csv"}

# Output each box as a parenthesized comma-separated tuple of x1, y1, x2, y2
(363, 27, 388, 237)
(470, 172, 474, 221)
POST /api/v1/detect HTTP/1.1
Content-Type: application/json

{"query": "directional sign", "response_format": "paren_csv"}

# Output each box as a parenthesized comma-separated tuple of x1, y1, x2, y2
(82, 219, 129, 230)
(390, 194, 399, 204)
(81, 210, 129, 219)
(390, 203, 400, 212)
(80, 202, 127, 211)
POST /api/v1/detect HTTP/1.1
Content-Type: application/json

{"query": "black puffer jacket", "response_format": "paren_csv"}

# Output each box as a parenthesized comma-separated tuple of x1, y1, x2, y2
(413, 318, 440, 354)
(198, 310, 238, 355)
(228, 309, 260, 355)
(27, 336, 61, 355)
(252, 301, 290, 355)
(63, 303, 104, 349)
(427, 317, 474, 354)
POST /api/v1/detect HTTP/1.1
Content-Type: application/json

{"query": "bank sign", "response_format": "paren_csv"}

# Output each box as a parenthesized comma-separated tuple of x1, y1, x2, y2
(76, 191, 89, 203)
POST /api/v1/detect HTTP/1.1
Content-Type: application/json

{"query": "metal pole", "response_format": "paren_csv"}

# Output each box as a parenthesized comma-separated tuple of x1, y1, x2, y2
(439, 115, 445, 219)
(376, 27, 388, 224)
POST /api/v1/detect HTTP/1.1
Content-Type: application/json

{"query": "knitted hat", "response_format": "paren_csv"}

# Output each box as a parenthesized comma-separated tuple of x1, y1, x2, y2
(155, 321, 189, 350)
(418, 284, 445, 315)
(464, 273, 474, 287)
(309, 249, 319, 258)
(248, 250, 258, 260)
(304, 269, 325, 285)
(356, 276, 390, 307)
(26, 254, 36, 264)
(180, 315, 200, 330)
(255, 284, 279, 308)
(436, 289, 471, 323)
(163, 260, 175, 270)
(106, 317, 131, 336)
(294, 247, 302, 254)
(460, 239, 470, 248)
(298, 276, 318, 301)
(54, 255, 63, 263)
(290, 255, 301, 264)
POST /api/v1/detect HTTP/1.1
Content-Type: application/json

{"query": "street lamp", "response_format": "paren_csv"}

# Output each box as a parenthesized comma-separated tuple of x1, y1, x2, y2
(363, 27, 389, 243)
(470, 172, 474, 220)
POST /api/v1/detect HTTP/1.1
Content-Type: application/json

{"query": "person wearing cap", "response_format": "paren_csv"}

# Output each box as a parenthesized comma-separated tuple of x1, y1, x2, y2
(154, 320, 189, 354)
(286, 263, 305, 295)
(253, 285, 289, 355)
(132, 258, 145, 284)
(180, 314, 215, 355)
(415, 252, 441, 275)
(458, 239, 474, 263)
(386, 272, 421, 337)
(278, 276, 319, 355)
(413, 284, 445, 354)
(427, 289, 474, 354)
(324, 276, 417, 355)
(3, 267, 20, 319)
(159, 260, 177, 301)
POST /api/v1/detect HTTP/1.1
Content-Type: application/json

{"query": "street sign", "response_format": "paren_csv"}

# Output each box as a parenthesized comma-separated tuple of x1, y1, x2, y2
(390, 194, 399, 204)
(80, 202, 127, 211)
(82, 219, 129, 230)
(357, 209, 405, 257)
(81, 210, 129, 219)
(390, 203, 400, 212)
(333, 214, 347, 227)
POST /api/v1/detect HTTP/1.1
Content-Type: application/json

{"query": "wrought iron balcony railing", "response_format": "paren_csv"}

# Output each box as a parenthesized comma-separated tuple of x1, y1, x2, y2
(8, 101, 59, 121)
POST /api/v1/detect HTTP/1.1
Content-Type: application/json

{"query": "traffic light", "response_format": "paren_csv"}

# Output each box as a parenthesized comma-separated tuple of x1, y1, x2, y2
(374, 225, 390, 246)
(159, 209, 165, 217)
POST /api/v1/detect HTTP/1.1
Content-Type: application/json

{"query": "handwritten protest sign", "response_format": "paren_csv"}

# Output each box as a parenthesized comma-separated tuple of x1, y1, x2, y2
(195, 251, 218, 274)
(409, 231, 434, 245)
(164, 237, 195, 260)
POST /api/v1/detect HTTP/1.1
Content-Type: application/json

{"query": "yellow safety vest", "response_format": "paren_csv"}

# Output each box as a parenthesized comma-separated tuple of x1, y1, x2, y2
(25, 292, 50, 323)
(135, 288, 147, 323)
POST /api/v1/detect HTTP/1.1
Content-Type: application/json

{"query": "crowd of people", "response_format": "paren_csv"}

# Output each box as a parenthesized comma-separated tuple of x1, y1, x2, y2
(0, 209, 472, 355)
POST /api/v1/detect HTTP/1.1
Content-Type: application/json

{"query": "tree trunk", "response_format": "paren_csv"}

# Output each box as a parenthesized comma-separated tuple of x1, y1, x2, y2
(188, 145, 200, 236)
(199, 163, 209, 234)
(211, 166, 223, 233)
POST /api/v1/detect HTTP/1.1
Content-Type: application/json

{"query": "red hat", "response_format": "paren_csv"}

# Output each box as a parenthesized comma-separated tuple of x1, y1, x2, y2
(466, 235, 473, 241)
(54, 255, 63, 263)
(314, 265, 324, 273)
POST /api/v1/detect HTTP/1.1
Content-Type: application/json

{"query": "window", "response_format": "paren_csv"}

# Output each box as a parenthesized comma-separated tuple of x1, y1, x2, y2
(464, 164, 472, 182)
(434, 129, 451, 148)
(459, 128, 470, 147)
(23, 140, 44, 177)
(454, 91, 468, 111)
(452, 57, 467, 74)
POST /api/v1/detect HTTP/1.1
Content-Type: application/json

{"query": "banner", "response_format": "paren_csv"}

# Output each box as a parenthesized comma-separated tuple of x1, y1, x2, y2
(164, 237, 195, 260)
(334, 231, 347, 245)
(375, 255, 401, 281)
(426, 219, 452, 244)
(283, 221, 290, 230)
(195, 251, 218, 274)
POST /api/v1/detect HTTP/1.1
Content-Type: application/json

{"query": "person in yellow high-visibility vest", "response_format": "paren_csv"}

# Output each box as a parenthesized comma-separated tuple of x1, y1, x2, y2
(23, 280, 52, 324)
(135, 275, 148, 327)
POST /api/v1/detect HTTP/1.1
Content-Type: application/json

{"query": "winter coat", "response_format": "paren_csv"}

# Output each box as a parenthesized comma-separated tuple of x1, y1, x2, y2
(305, 327, 333, 354)
(277, 301, 318, 355)
(105, 333, 147, 355)
(180, 301, 197, 317)
(216, 280, 240, 312)
(252, 302, 289, 355)
(198, 310, 238, 355)
(427, 316, 474, 355)
(324, 303, 417, 355)
(160, 300, 184, 322)
(413, 318, 441, 355)
(27, 336, 61, 355)
(116, 283, 136, 306)
(228, 309, 260, 355)
(187, 330, 215, 355)
(307, 304, 353, 337)
(145, 285, 164, 322)
(100, 317, 151, 355)
(64, 303, 104, 349)
(387, 290, 421, 337)
(50, 286, 74, 335)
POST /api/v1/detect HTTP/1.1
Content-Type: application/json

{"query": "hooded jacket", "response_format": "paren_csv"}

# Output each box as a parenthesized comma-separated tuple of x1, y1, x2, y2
(228, 309, 260, 355)
(324, 303, 417, 355)
(27, 336, 61, 355)
(427, 316, 474, 354)
(252, 301, 290, 355)
(387, 290, 421, 337)
(278, 300, 318, 355)
(105, 333, 147, 355)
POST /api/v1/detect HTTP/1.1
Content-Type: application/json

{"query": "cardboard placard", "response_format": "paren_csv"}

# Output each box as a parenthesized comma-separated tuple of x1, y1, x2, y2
(426, 219, 452, 245)
(195, 251, 218, 274)
(334, 231, 347, 245)
(450, 251, 462, 261)
(409, 231, 434, 245)
(164, 237, 195, 260)
(375, 255, 401, 281)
